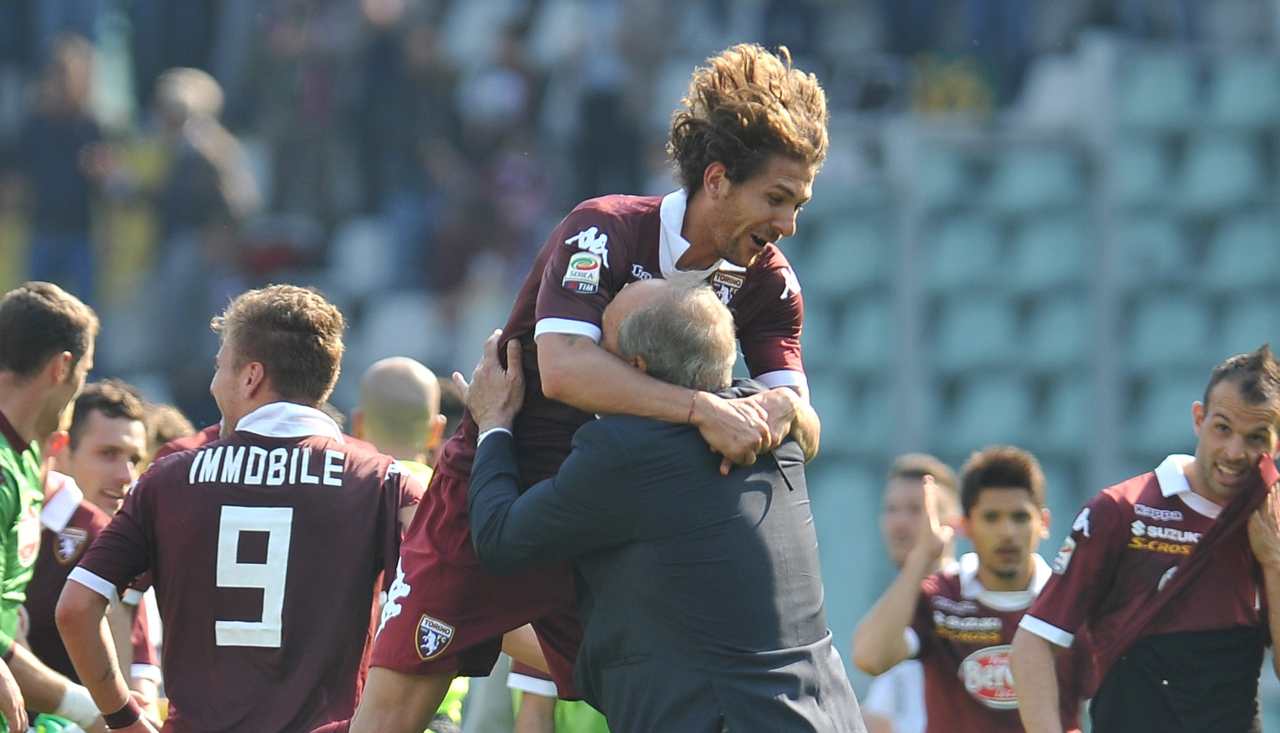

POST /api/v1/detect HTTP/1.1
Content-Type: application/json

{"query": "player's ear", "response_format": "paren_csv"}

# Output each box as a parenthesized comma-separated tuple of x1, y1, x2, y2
(426, 414, 446, 452)
(703, 162, 729, 199)
(44, 351, 73, 386)
(1192, 400, 1206, 435)
(1039, 508, 1051, 539)
(243, 361, 267, 397)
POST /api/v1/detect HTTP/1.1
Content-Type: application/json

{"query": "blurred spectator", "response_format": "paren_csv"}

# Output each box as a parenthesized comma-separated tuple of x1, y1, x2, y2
(13, 34, 106, 303)
(129, 0, 221, 114)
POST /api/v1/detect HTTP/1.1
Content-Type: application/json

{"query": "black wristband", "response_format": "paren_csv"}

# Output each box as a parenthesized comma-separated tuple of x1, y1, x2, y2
(104, 698, 142, 729)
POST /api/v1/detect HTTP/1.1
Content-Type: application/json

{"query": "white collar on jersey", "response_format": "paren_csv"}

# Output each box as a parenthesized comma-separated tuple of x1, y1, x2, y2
(658, 189, 747, 283)
(958, 551, 1052, 612)
(1154, 453, 1221, 519)
(234, 401, 343, 442)
(41, 471, 84, 532)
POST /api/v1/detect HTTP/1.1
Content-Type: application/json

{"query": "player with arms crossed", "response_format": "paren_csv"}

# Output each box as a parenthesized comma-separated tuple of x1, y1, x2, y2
(56, 285, 424, 733)
(1012, 345, 1280, 732)
(324, 43, 829, 733)
(853, 446, 1084, 733)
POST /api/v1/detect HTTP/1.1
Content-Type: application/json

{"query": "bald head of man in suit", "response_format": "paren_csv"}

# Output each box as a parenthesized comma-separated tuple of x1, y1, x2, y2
(352, 357, 446, 465)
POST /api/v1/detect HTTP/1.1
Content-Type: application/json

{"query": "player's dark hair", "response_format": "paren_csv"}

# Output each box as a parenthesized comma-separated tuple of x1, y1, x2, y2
(1203, 344, 1280, 415)
(144, 403, 195, 456)
(959, 445, 1046, 516)
(0, 282, 98, 379)
(668, 44, 829, 195)
(210, 285, 345, 406)
(70, 379, 146, 449)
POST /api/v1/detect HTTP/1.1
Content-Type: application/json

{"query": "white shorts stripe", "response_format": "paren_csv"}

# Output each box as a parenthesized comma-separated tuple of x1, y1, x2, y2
(507, 670, 559, 697)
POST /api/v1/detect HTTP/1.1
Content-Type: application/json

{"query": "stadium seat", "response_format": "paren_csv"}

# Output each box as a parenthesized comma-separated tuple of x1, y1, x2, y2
(1008, 216, 1090, 295)
(327, 217, 397, 303)
(1116, 51, 1196, 129)
(938, 375, 1033, 453)
(1177, 134, 1263, 214)
(1041, 460, 1084, 551)
(1125, 294, 1213, 370)
(801, 302, 842, 369)
(984, 147, 1083, 213)
(1041, 375, 1091, 454)
(1023, 295, 1091, 371)
(1111, 137, 1170, 209)
(922, 213, 1001, 293)
(350, 290, 446, 373)
(917, 145, 973, 211)
(1208, 55, 1280, 128)
(1203, 212, 1280, 291)
(808, 373, 858, 448)
(930, 296, 1019, 372)
(804, 214, 891, 298)
(837, 298, 894, 373)
(1112, 216, 1191, 289)
(848, 380, 896, 455)
(1218, 297, 1280, 357)
(1128, 373, 1203, 456)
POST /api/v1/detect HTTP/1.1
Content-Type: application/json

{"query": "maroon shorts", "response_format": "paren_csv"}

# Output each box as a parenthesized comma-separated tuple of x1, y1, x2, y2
(369, 468, 584, 697)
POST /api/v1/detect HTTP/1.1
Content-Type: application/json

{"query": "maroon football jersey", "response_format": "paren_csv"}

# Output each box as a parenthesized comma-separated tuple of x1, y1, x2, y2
(24, 474, 159, 683)
(151, 424, 220, 462)
(436, 190, 807, 487)
(71, 403, 423, 733)
(910, 554, 1082, 733)
(1021, 454, 1265, 660)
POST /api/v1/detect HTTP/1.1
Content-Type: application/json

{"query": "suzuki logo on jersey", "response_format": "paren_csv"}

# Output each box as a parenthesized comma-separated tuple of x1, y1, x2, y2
(562, 252, 602, 294)
(1130, 520, 1201, 543)
(54, 527, 89, 565)
(961, 645, 1018, 710)
(416, 614, 455, 661)
(564, 227, 610, 266)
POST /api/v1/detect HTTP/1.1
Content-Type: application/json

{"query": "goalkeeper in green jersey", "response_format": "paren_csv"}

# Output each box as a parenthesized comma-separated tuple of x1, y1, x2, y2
(0, 283, 100, 732)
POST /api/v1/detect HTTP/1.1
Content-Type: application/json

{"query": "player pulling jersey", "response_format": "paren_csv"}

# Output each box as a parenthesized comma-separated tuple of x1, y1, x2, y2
(71, 403, 423, 732)
(1021, 454, 1267, 731)
(0, 410, 43, 658)
(373, 190, 807, 693)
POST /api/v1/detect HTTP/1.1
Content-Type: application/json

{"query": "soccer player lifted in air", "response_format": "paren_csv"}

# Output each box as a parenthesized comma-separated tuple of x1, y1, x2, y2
(324, 43, 828, 733)
(853, 446, 1085, 733)
(1012, 346, 1280, 733)
(57, 285, 424, 733)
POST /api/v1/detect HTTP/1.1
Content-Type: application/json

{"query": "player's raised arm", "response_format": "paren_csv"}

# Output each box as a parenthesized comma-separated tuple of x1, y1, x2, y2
(853, 476, 953, 675)
(1248, 482, 1280, 679)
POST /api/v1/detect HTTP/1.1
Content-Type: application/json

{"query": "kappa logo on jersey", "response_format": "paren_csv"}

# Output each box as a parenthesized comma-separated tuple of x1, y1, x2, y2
(562, 252, 602, 293)
(1051, 536, 1077, 575)
(54, 526, 90, 565)
(416, 613, 455, 661)
(630, 264, 652, 280)
(711, 271, 745, 305)
(378, 559, 411, 636)
(1135, 504, 1183, 522)
(779, 267, 801, 300)
(564, 227, 610, 266)
(960, 645, 1018, 710)
(17, 504, 39, 567)
(1071, 508, 1091, 538)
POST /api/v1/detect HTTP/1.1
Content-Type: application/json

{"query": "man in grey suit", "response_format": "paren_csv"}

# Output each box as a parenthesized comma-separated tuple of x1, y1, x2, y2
(461, 280, 864, 732)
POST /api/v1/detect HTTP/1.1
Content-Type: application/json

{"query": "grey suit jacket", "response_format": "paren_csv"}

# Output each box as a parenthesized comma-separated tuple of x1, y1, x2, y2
(469, 382, 864, 732)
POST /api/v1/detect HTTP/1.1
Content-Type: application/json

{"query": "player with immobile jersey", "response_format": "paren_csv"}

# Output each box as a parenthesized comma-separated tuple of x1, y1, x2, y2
(321, 43, 829, 733)
(56, 286, 424, 733)
(853, 446, 1085, 733)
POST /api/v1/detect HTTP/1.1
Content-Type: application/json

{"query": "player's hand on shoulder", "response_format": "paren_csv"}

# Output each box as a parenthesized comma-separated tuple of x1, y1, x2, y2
(905, 475, 954, 572)
(690, 391, 771, 474)
(458, 330, 526, 432)
(1249, 484, 1280, 570)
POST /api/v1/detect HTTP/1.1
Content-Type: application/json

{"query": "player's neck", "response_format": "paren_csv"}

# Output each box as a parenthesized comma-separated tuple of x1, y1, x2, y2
(976, 558, 1034, 593)
(677, 190, 721, 271)
(0, 376, 46, 445)
(1181, 458, 1227, 507)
